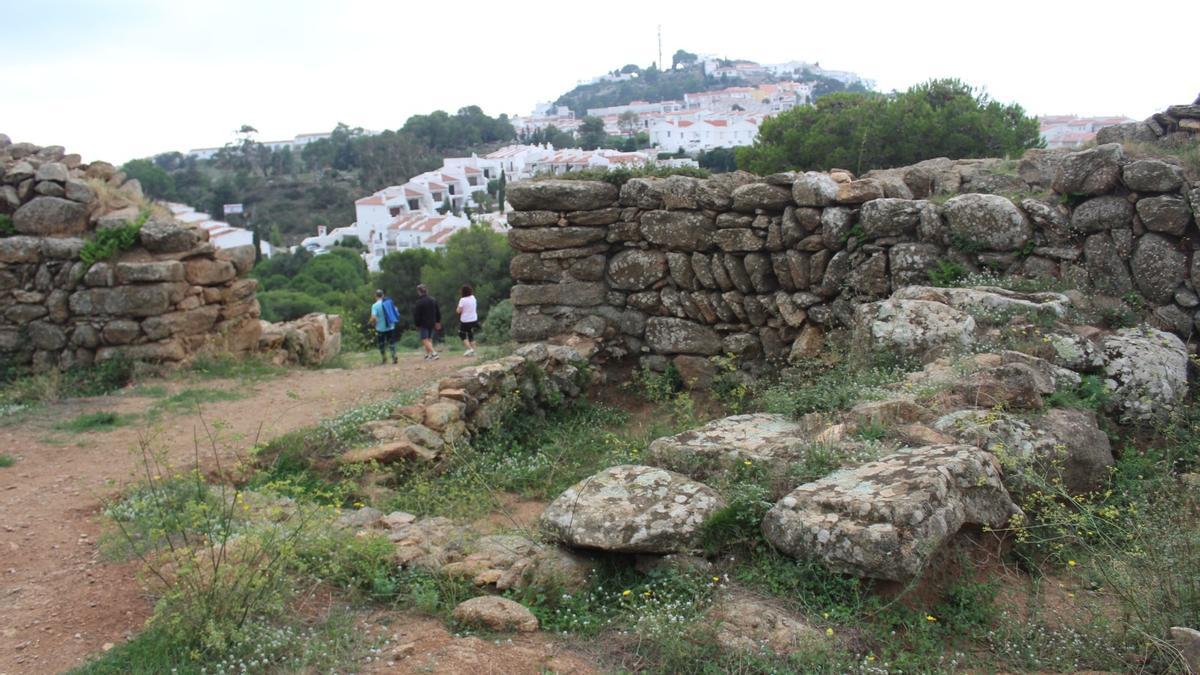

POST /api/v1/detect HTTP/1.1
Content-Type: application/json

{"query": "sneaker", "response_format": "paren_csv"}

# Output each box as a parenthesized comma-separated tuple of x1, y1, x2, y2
(423, 353, 431, 360)
(392, 356, 398, 364)
(463, 349, 475, 357)
(431, 351, 440, 360)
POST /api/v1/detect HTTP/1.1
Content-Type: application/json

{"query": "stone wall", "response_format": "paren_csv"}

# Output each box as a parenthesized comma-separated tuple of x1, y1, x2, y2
(505, 137, 1199, 368)
(0, 135, 265, 370)
(343, 342, 591, 465)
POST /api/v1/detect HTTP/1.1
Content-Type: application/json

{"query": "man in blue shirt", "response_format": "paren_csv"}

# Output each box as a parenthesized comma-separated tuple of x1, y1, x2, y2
(370, 289, 397, 364)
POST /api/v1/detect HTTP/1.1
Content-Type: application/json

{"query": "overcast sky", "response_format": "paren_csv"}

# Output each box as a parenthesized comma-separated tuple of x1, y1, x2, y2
(3, 0, 1193, 164)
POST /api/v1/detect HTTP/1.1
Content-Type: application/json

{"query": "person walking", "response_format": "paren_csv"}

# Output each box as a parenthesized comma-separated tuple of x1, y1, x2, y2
(382, 291, 401, 355)
(370, 289, 397, 364)
(457, 284, 479, 357)
(413, 284, 441, 360)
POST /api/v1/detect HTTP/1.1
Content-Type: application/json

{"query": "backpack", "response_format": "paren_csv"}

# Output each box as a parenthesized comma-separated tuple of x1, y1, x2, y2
(382, 297, 400, 326)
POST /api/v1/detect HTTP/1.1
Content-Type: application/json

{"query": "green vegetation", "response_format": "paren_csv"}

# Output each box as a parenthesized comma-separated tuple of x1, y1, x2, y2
(928, 259, 968, 286)
(148, 387, 245, 416)
(53, 410, 135, 433)
(0, 213, 14, 236)
(737, 78, 1042, 175)
(124, 107, 516, 245)
(0, 454, 14, 467)
(254, 223, 513, 347)
(78, 208, 150, 270)
(1, 357, 136, 416)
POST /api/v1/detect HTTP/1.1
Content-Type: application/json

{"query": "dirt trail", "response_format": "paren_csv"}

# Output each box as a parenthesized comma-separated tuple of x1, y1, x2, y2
(0, 353, 470, 675)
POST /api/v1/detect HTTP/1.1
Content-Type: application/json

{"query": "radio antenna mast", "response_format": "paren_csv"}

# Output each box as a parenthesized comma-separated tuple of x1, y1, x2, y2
(657, 25, 662, 69)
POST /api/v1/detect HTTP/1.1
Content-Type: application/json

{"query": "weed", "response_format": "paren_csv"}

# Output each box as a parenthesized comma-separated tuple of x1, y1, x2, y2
(187, 353, 282, 381)
(631, 364, 684, 403)
(928, 259, 967, 286)
(759, 351, 914, 419)
(0, 213, 14, 236)
(150, 387, 245, 416)
(0, 454, 14, 467)
(710, 354, 752, 414)
(54, 410, 135, 433)
(1045, 374, 1110, 412)
(79, 208, 150, 270)
(700, 476, 772, 554)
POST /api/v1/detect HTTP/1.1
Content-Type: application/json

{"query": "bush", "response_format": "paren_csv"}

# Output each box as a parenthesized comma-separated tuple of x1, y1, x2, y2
(257, 289, 324, 322)
(477, 298, 513, 344)
(79, 209, 150, 269)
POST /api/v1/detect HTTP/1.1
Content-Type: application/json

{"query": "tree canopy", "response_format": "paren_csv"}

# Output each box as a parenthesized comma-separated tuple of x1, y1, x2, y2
(736, 79, 1043, 175)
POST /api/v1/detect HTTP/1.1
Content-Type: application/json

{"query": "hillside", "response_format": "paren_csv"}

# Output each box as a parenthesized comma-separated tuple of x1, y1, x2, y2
(124, 107, 516, 245)
(554, 58, 869, 115)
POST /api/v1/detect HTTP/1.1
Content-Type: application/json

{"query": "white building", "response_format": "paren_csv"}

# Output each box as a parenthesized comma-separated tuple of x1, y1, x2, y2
(1040, 115, 1134, 149)
(649, 114, 763, 152)
(165, 202, 272, 258)
(186, 131, 333, 160)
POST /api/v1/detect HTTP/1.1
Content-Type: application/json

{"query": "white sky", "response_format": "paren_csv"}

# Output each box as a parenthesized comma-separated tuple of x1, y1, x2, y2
(3, 0, 1193, 165)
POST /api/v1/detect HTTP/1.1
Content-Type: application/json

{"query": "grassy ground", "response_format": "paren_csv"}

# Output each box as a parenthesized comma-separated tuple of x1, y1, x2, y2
(71, 342, 1200, 673)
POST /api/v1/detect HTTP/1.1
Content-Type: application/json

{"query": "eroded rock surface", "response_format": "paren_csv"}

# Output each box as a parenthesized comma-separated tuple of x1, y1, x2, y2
(762, 445, 1020, 581)
(540, 465, 725, 554)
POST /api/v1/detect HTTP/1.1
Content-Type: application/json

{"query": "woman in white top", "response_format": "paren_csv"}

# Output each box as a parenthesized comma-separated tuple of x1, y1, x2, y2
(456, 284, 479, 356)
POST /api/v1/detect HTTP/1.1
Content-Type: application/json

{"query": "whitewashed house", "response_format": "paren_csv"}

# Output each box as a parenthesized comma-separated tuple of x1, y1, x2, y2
(649, 114, 762, 152)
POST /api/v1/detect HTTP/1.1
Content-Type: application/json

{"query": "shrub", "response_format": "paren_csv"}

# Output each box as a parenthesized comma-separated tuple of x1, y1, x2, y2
(0, 213, 13, 236)
(477, 298, 513, 344)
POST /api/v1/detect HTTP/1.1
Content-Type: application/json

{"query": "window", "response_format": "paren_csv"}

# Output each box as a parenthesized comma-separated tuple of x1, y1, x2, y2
(408, 200, 419, 211)
(389, 207, 400, 217)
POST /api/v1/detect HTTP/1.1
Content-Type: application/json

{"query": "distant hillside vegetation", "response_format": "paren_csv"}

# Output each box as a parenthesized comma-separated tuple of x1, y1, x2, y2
(554, 57, 869, 115)
(123, 107, 515, 245)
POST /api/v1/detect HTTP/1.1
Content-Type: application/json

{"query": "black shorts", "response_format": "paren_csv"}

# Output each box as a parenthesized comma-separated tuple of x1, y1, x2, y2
(458, 321, 479, 341)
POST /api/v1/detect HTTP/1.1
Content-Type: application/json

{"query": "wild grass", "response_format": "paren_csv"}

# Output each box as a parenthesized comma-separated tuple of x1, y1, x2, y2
(0, 454, 15, 467)
(53, 410, 136, 433)
(149, 387, 246, 416)
(186, 353, 283, 381)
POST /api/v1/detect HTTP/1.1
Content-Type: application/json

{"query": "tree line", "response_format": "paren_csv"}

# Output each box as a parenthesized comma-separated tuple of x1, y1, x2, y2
(252, 224, 514, 348)
(120, 107, 517, 243)
(736, 79, 1043, 175)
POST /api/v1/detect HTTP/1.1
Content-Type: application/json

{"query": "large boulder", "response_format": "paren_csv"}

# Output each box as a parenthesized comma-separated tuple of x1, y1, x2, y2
(12, 196, 89, 235)
(943, 193, 1032, 251)
(1130, 233, 1187, 304)
(859, 198, 922, 239)
(791, 172, 838, 207)
(647, 414, 817, 481)
(853, 299, 975, 359)
(1071, 196, 1133, 233)
(1136, 195, 1192, 236)
(1052, 144, 1124, 196)
(506, 180, 618, 211)
(934, 408, 1113, 495)
(1122, 159, 1184, 193)
(540, 465, 725, 553)
(762, 445, 1020, 581)
(645, 317, 722, 355)
(1101, 327, 1188, 423)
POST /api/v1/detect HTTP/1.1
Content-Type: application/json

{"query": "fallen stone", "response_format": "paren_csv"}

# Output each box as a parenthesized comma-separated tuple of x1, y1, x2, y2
(451, 596, 539, 633)
(540, 464, 725, 553)
(762, 445, 1020, 581)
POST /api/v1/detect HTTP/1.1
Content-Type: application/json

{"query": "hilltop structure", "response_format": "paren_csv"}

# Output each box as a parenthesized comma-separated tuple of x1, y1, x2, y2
(186, 131, 333, 160)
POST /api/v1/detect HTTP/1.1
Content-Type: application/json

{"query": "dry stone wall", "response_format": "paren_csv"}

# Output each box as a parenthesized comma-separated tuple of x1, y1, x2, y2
(0, 134, 265, 370)
(506, 134, 1199, 368)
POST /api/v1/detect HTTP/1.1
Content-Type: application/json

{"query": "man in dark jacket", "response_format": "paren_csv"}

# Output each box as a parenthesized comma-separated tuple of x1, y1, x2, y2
(413, 284, 441, 360)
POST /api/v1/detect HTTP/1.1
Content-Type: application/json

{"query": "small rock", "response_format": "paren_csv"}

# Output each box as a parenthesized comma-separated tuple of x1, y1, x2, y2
(451, 596, 539, 632)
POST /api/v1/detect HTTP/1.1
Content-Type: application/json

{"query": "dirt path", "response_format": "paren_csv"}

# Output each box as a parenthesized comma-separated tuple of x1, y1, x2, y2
(0, 353, 471, 675)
